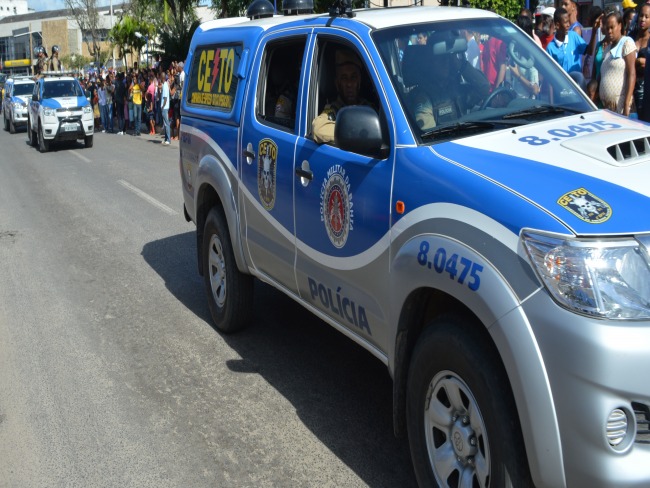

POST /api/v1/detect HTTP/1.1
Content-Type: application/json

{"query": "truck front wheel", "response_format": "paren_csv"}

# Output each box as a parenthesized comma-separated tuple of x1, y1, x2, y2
(406, 316, 532, 488)
(202, 207, 253, 333)
(27, 117, 37, 146)
(38, 123, 49, 153)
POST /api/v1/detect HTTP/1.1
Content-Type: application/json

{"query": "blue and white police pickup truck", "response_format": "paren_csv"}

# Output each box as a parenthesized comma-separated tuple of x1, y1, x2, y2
(179, 3, 650, 486)
(2, 76, 34, 134)
(28, 73, 94, 152)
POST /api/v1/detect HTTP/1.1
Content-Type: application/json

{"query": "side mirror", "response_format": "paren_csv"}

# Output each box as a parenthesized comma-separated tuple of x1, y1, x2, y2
(334, 105, 388, 159)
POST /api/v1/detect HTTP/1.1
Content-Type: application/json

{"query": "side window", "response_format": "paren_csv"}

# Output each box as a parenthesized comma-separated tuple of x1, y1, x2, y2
(256, 38, 306, 132)
(186, 43, 242, 113)
(310, 39, 381, 144)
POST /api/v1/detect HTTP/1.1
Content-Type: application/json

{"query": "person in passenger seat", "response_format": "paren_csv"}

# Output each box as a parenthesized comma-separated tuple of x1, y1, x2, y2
(312, 48, 374, 144)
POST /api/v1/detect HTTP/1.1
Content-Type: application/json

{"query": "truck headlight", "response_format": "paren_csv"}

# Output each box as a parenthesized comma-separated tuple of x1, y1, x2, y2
(522, 231, 650, 319)
(82, 105, 92, 114)
(43, 108, 56, 117)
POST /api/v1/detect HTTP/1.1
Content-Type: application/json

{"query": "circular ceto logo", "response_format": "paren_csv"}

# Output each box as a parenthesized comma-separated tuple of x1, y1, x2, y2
(320, 165, 353, 248)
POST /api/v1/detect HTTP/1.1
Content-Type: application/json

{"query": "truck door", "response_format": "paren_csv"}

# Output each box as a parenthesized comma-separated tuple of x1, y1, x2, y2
(240, 33, 309, 294)
(293, 34, 395, 352)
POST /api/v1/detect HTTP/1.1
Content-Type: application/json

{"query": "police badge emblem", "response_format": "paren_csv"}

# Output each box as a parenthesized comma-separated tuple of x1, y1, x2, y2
(557, 188, 612, 224)
(257, 139, 277, 210)
(320, 165, 354, 248)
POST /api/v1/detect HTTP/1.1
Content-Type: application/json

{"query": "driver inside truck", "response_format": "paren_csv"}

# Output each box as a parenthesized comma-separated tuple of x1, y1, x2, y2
(312, 48, 374, 144)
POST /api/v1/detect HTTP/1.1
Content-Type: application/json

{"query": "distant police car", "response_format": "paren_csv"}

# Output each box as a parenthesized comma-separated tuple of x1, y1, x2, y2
(180, 3, 650, 487)
(2, 76, 34, 133)
(28, 73, 93, 152)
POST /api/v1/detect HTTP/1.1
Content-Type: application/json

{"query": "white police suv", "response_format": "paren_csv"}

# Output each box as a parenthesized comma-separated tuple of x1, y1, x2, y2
(2, 77, 34, 133)
(28, 73, 93, 152)
(180, 3, 650, 486)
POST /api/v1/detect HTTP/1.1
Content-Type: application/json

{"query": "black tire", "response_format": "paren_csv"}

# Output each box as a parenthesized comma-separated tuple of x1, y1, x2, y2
(9, 117, 15, 134)
(38, 123, 50, 153)
(27, 118, 37, 147)
(202, 206, 254, 333)
(406, 316, 532, 488)
(84, 134, 93, 148)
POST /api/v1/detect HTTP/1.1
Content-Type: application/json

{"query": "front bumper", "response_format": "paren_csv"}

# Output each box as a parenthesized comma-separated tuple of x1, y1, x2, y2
(523, 290, 650, 487)
(42, 115, 93, 141)
(11, 107, 28, 126)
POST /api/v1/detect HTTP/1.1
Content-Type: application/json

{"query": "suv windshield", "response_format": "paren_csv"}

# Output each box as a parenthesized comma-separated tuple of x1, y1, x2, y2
(372, 18, 594, 143)
(43, 80, 83, 99)
(13, 82, 34, 96)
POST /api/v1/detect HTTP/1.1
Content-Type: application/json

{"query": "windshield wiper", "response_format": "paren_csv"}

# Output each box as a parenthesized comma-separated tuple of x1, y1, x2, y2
(421, 121, 497, 140)
(502, 105, 583, 120)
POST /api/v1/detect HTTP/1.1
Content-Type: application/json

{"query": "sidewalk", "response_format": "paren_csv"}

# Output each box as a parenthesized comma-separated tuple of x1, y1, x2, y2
(96, 125, 178, 147)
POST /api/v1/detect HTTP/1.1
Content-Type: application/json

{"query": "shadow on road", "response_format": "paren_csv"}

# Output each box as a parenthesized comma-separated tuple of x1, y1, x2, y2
(142, 231, 417, 488)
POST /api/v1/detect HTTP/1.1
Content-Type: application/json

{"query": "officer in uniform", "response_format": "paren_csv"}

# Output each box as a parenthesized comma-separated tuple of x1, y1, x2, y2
(406, 32, 490, 131)
(312, 48, 373, 144)
(34, 46, 48, 77)
(49, 45, 62, 72)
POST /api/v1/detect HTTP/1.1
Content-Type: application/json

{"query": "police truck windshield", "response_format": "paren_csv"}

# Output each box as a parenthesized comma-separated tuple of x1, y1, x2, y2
(372, 18, 594, 141)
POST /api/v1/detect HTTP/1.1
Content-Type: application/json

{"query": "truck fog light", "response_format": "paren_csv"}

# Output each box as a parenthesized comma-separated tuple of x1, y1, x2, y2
(606, 408, 628, 447)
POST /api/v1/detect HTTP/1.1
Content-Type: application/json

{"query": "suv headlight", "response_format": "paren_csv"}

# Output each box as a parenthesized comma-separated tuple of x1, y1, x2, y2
(82, 105, 92, 114)
(522, 231, 650, 319)
(13, 101, 24, 109)
(43, 107, 56, 117)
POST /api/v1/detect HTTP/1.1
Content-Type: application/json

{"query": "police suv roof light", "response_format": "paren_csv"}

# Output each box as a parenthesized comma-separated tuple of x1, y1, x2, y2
(282, 0, 314, 15)
(329, 0, 354, 18)
(247, 0, 275, 19)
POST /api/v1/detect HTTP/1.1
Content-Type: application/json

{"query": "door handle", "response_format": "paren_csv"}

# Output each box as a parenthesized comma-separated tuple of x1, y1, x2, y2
(243, 149, 255, 159)
(295, 167, 313, 181)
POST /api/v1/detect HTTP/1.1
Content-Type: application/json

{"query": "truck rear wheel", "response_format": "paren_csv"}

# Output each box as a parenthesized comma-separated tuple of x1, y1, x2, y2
(202, 207, 253, 333)
(406, 316, 532, 488)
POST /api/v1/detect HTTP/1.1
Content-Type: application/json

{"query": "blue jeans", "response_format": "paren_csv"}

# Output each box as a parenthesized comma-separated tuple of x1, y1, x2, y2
(162, 106, 170, 142)
(103, 103, 113, 132)
(133, 103, 142, 135)
(99, 103, 107, 130)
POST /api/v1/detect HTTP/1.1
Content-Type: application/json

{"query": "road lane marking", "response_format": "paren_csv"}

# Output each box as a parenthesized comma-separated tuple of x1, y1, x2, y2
(70, 150, 92, 163)
(117, 179, 178, 216)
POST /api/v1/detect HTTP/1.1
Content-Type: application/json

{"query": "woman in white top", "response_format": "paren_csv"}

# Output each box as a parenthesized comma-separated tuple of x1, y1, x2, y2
(599, 9, 637, 115)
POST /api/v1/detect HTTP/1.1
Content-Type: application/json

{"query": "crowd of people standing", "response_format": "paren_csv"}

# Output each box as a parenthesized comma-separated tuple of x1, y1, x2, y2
(535, 0, 650, 120)
(78, 60, 185, 146)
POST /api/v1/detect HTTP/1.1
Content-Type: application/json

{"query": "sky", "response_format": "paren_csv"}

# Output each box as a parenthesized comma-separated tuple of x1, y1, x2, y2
(28, 0, 211, 11)
(29, 0, 113, 12)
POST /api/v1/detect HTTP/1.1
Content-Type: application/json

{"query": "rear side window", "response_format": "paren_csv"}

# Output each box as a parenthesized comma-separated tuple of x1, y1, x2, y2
(187, 43, 243, 113)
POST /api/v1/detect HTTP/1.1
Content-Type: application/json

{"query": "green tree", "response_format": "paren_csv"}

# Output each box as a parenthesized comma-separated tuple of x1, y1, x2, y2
(109, 15, 155, 68)
(156, 0, 202, 62)
(447, 0, 522, 20)
(60, 53, 92, 71)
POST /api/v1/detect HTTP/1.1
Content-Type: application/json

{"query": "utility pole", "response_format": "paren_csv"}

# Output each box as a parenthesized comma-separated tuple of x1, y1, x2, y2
(110, 0, 115, 69)
(29, 23, 33, 76)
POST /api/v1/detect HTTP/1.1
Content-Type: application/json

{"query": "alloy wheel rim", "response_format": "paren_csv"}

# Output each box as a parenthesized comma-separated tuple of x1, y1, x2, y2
(424, 371, 491, 488)
(208, 234, 226, 308)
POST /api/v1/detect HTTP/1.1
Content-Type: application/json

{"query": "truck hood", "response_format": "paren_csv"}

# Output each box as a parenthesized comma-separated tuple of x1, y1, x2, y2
(41, 96, 88, 109)
(434, 110, 650, 236)
(11, 95, 31, 105)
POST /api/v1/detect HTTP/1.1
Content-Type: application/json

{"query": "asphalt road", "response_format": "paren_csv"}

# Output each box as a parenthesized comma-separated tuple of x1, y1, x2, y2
(0, 123, 417, 487)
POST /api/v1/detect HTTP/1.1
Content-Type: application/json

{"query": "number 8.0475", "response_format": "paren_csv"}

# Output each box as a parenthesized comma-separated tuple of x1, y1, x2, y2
(417, 241, 483, 291)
